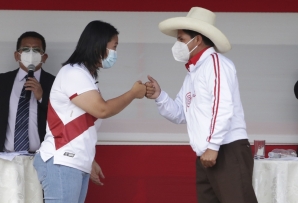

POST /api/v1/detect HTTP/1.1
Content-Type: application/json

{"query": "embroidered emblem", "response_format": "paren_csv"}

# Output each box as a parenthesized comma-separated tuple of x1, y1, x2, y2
(64, 152, 75, 157)
(185, 92, 192, 112)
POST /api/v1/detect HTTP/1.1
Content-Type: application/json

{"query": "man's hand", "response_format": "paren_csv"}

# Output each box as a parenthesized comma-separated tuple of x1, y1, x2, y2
(90, 161, 105, 186)
(200, 148, 218, 168)
(25, 77, 43, 101)
(145, 82, 155, 98)
(145, 75, 161, 99)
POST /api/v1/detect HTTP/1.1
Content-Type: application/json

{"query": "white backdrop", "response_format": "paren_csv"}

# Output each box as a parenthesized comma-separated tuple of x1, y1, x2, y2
(1, 10, 298, 144)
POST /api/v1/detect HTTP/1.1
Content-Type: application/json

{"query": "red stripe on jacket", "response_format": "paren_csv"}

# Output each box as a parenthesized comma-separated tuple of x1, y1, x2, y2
(208, 53, 220, 142)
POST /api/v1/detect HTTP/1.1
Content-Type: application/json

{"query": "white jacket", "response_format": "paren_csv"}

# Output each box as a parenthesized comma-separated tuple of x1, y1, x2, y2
(155, 47, 248, 156)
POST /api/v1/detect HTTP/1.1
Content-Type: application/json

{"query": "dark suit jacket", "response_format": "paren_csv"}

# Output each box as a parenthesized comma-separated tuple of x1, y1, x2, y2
(0, 68, 55, 152)
(294, 81, 298, 99)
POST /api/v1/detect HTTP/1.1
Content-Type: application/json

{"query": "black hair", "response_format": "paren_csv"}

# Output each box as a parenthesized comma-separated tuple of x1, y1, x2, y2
(16, 31, 46, 51)
(182, 29, 214, 47)
(62, 20, 119, 78)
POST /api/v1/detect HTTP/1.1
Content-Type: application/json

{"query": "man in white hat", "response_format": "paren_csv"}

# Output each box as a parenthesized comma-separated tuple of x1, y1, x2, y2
(145, 7, 258, 203)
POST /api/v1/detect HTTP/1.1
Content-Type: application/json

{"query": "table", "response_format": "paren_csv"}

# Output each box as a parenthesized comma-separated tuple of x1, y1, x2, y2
(0, 155, 43, 203)
(253, 159, 298, 203)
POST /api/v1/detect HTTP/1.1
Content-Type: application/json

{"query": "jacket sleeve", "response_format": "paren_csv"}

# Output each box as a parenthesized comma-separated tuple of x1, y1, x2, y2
(155, 88, 186, 124)
(204, 54, 235, 151)
(294, 81, 298, 99)
(37, 92, 50, 111)
(38, 73, 55, 112)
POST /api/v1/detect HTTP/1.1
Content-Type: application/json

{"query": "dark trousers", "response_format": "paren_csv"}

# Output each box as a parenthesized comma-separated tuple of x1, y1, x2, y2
(196, 139, 258, 203)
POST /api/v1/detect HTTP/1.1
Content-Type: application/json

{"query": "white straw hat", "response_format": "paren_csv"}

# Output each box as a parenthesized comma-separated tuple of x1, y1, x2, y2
(159, 7, 231, 53)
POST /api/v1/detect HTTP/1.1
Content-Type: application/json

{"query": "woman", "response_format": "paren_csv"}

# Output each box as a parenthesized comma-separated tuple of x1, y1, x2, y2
(33, 20, 146, 203)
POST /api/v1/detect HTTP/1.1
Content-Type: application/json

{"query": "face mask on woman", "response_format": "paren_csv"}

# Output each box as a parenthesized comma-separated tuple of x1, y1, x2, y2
(19, 48, 43, 68)
(102, 49, 117, 69)
(171, 37, 198, 63)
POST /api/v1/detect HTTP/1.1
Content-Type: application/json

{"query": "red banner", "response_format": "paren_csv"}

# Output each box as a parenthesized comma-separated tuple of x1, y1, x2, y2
(1, 0, 297, 12)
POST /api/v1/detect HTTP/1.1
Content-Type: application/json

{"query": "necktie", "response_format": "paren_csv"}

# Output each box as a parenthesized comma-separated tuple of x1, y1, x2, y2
(14, 77, 30, 151)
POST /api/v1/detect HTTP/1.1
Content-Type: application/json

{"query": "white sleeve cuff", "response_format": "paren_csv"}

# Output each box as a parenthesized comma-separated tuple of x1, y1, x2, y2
(207, 143, 220, 151)
(155, 90, 167, 103)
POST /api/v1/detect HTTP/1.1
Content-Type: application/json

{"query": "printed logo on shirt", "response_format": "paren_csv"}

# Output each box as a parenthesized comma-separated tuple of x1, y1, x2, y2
(185, 92, 192, 112)
(64, 152, 75, 157)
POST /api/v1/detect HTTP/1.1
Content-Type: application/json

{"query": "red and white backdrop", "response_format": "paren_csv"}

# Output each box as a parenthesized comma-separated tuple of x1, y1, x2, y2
(1, 1, 298, 202)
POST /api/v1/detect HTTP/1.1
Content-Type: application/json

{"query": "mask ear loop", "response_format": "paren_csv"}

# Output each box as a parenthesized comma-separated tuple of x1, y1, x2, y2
(104, 48, 110, 59)
(38, 49, 45, 66)
(186, 37, 196, 45)
(187, 36, 199, 54)
(189, 45, 198, 54)
(16, 51, 22, 63)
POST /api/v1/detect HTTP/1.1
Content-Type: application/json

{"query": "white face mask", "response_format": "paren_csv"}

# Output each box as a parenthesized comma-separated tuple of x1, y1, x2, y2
(19, 49, 42, 68)
(102, 49, 117, 69)
(171, 37, 198, 63)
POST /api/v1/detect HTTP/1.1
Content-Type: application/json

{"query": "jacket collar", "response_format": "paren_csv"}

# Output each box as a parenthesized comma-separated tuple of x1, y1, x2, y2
(185, 47, 216, 72)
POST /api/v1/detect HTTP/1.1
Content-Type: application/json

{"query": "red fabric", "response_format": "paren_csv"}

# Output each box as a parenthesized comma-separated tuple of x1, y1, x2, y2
(185, 47, 210, 71)
(85, 144, 298, 203)
(69, 93, 78, 100)
(0, 0, 297, 12)
(86, 145, 197, 203)
(47, 101, 97, 149)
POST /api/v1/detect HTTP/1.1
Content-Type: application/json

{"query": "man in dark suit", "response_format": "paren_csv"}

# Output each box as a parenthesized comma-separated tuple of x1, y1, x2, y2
(0, 31, 55, 152)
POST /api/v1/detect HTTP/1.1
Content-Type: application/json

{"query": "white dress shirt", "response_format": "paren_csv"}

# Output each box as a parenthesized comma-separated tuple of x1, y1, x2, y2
(5, 68, 42, 152)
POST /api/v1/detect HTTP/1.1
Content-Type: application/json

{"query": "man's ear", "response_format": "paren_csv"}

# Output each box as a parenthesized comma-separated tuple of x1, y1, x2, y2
(195, 35, 203, 46)
(14, 51, 20, 62)
(42, 53, 48, 63)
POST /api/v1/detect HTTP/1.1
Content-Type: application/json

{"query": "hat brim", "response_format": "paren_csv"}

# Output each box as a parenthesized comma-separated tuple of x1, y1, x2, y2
(159, 17, 231, 53)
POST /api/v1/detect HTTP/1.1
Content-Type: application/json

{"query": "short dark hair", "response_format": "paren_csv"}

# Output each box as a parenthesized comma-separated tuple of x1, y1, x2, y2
(182, 29, 214, 47)
(62, 20, 119, 78)
(16, 31, 46, 51)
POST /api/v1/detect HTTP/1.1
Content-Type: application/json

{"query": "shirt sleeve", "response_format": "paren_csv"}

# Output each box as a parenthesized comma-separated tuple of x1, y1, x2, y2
(62, 67, 97, 99)
(204, 54, 235, 151)
(155, 88, 186, 124)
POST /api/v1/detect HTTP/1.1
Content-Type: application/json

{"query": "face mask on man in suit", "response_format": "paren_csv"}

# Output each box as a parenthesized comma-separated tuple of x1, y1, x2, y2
(18, 47, 43, 68)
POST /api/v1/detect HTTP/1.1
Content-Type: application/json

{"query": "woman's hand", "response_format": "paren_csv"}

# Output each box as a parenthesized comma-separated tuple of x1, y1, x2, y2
(131, 80, 146, 99)
(90, 160, 105, 186)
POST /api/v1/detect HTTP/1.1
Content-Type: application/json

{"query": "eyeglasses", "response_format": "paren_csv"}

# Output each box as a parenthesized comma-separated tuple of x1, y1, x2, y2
(18, 47, 44, 54)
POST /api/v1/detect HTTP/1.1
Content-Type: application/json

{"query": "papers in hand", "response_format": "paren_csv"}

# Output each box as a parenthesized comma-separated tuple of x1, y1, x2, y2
(0, 151, 33, 161)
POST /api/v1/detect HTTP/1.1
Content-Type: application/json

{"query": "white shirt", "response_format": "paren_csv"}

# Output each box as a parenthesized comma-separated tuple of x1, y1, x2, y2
(155, 47, 248, 156)
(39, 63, 101, 173)
(5, 68, 41, 152)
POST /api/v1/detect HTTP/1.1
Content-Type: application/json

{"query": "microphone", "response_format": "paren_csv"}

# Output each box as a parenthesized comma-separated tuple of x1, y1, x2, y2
(25, 64, 36, 100)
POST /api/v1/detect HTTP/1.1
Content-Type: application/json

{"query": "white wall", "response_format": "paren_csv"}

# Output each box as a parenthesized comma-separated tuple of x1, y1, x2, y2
(1, 10, 298, 144)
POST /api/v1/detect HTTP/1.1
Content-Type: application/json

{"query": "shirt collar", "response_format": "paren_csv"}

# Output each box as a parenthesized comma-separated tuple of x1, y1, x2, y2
(17, 67, 42, 82)
(185, 47, 211, 72)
